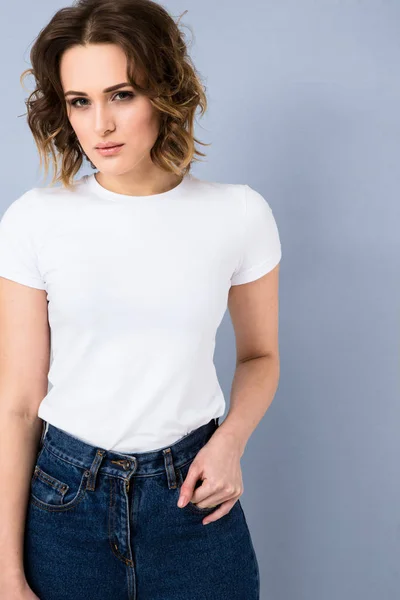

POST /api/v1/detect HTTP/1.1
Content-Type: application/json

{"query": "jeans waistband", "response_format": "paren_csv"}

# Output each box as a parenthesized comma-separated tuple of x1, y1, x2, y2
(39, 418, 220, 488)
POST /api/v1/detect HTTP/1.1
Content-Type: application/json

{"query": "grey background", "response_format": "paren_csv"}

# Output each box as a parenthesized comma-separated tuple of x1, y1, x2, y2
(1, 1, 399, 598)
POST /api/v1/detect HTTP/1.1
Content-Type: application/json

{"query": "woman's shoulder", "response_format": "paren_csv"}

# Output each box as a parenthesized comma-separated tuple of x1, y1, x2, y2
(188, 174, 245, 200)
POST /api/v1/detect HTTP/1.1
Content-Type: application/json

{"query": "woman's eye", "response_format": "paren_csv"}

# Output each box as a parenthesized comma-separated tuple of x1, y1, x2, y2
(69, 91, 134, 108)
(115, 91, 134, 101)
(70, 98, 88, 108)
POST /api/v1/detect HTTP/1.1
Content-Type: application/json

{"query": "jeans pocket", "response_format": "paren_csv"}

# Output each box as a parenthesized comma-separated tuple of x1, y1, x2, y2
(30, 444, 89, 512)
(176, 458, 222, 516)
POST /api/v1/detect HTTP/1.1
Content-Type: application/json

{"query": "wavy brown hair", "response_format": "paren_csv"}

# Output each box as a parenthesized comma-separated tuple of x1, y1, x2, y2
(19, 0, 209, 189)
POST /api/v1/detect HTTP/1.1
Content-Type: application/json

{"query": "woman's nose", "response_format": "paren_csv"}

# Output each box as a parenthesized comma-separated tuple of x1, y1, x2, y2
(93, 106, 115, 135)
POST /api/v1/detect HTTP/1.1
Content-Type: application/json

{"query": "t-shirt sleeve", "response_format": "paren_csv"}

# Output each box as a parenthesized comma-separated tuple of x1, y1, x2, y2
(0, 191, 46, 290)
(230, 184, 282, 286)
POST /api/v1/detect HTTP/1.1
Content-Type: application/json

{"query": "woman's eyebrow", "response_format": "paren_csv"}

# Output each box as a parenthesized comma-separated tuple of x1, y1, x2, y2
(64, 82, 132, 97)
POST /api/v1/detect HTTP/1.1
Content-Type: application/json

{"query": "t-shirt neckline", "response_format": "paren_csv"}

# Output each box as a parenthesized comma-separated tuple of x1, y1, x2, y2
(85, 171, 192, 202)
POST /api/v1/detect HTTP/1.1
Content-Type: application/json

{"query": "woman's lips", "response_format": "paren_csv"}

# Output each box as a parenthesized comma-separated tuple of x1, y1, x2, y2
(96, 144, 124, 156)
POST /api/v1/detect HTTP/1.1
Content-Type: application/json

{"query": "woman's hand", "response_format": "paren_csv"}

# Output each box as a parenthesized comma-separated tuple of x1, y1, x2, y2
(177, 428, 244, 524)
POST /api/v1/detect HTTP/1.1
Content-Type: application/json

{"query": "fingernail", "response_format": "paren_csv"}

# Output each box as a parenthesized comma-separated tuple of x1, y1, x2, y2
(178, 496, 186, 508)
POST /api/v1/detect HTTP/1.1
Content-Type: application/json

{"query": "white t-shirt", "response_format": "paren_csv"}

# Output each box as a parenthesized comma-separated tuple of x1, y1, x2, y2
(0, 172, 282, 452)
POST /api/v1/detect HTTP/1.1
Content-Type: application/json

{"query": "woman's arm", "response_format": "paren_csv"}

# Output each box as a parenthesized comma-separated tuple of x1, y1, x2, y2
(0, 277, 50, 590)
(219, 262, 281, 454)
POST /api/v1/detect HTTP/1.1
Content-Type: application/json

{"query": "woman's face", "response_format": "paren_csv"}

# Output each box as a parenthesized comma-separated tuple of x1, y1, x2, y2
(59, 43, 161, 175)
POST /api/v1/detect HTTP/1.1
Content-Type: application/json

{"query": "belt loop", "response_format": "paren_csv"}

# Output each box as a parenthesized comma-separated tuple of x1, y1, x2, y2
(86, 449, 106, 492)
(39, 420, 47, 449)
(163, 448, 178, 489)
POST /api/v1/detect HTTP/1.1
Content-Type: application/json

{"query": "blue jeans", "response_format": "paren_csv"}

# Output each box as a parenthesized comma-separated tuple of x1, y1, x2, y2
(24, 417, 260, 599)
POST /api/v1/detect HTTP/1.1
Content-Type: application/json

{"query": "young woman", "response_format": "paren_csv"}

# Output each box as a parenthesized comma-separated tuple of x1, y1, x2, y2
(0, 0, 282, 598)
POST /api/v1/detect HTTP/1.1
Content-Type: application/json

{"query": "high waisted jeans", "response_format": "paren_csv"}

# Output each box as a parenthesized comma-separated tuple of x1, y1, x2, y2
(24, 417, 260, 599)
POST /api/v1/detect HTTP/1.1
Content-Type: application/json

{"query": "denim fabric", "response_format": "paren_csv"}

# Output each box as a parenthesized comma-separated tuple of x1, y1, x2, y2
(24, 417, 260, 599)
